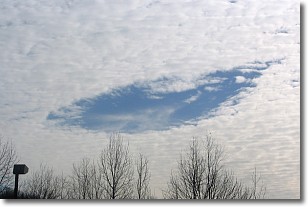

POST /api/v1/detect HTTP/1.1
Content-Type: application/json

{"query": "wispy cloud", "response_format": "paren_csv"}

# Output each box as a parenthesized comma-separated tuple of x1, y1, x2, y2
(204, 86, 220, 92)
(184, 91, 202, 104)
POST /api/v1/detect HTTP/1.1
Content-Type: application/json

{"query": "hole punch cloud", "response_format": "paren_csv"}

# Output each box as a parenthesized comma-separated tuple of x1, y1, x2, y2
(47, 60, 281, 133)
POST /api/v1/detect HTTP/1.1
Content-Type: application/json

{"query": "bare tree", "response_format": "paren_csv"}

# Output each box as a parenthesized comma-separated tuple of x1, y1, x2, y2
(23, 164, 68, 199)
(214, 168, 266, 199)
(54, 172, 70, 199)
(0, 135, 18, 194)
(99, 133, 134, 199)
(68, 158, 103, 199)
(164, 137, 207, 199)
(215, 170, 251, 199)
(250, 167, 266, 199)
(202, 135, 224, 199)
(135, 153, 151, 199)
(164, 134, 266, 199)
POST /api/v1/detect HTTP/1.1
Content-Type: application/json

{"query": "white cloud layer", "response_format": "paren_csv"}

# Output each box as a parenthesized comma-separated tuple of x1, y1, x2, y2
(0, 0, 299, 198)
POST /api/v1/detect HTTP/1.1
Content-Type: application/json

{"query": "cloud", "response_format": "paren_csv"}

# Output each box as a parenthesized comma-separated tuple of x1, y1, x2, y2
(235, 76, 247, 83)
(0, 0, 299, 199)
(204, 86, 220, 92)
(47, 64, 271, 133)
(184, 91, 202, 104)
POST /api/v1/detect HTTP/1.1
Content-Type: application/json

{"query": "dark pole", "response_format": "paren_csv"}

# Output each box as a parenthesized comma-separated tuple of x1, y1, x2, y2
(14, 174, 19, 199)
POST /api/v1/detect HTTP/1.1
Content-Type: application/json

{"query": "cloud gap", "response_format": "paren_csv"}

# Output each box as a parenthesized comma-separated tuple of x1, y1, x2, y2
(47, 59, 282, 133)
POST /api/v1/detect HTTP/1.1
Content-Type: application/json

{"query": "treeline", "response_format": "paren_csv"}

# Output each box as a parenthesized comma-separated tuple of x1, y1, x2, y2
(0, 133, 266, 199)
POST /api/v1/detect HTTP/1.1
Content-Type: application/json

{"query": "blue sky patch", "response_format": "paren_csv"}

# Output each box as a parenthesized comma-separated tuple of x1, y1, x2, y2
(47, 60, 281, 133)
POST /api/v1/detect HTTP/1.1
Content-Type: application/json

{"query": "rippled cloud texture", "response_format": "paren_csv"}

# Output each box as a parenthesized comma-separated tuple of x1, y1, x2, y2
(0, 0, 299, 198)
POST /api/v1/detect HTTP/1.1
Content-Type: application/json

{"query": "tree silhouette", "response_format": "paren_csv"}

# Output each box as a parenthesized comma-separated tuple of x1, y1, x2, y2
(23, 164, 68, 199)
(2, 132, 265, 199)
(68, 158, 103, 199)
(164, 134, 266, 199)
(0, 135, 18, 195)
(135, 153, 151, 199)
(99, 133, 134, 199)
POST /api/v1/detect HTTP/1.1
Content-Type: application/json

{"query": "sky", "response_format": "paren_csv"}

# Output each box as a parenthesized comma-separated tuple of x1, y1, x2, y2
(0, 0, 300, 199)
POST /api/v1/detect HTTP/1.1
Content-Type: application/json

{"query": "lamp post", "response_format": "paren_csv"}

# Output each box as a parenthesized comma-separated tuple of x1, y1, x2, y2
(13, 164, 29, 199)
